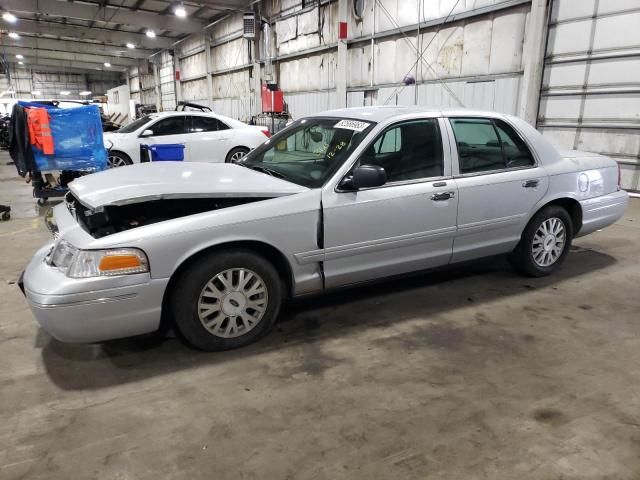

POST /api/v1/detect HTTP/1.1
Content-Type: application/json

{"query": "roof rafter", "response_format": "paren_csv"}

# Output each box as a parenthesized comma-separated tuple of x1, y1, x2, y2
(2, 0, 207, 34)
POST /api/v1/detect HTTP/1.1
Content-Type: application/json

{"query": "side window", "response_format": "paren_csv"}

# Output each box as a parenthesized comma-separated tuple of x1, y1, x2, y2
(374, 127, 401, 153)
(360, 119, 444, 183)
(150, 116, 185, 136)
(216, 119, 230, 131)
(493, 119, 535, 168)
(450, 118, 503, 174)
(188, 116, 219, 133)
(450, 117, 534, 174)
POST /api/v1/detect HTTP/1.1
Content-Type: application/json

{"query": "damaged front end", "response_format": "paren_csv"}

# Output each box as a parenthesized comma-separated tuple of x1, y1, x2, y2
(65, 192, 268, 238)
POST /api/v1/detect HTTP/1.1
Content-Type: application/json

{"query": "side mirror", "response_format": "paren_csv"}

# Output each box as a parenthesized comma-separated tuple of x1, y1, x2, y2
(140, 129, 154, 138)
(341, 164, 387, 190)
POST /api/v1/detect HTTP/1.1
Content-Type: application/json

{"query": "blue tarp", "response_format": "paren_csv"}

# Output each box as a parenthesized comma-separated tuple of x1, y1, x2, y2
(19, 102, 107, 172)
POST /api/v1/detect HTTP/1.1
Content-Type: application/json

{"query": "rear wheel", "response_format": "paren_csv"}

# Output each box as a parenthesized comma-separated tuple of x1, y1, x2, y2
(170, 249, 282, 351)
(226, 147, 249, 163)
(510, 205, 573, 277)
(108, 151, 133, 168)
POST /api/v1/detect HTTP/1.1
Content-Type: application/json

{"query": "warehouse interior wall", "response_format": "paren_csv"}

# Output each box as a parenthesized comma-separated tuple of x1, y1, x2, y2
(1, 0, 626, 190)
(0, 66, 122, 113)
(127, 0, 534, 123)
(537, 0, 640, 191)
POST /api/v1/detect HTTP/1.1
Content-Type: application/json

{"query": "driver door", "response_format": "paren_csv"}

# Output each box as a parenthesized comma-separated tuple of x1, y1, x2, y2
(321, 118, 459, 288)
(139, 115, 190, 161)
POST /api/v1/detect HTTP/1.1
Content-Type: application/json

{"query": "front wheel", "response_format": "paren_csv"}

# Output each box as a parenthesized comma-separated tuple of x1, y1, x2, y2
(170, 249, 282, 351)
(510, 205, 573, 277)
(107, 151, 133, 168)
(226, 147, 249, 164)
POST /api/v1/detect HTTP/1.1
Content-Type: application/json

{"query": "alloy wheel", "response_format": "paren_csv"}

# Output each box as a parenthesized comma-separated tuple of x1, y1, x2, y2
(229, 151, 247, 163)
(197, 268, 268, 338)
(108, 154, 128, 168)
(532, 217, 566, 267)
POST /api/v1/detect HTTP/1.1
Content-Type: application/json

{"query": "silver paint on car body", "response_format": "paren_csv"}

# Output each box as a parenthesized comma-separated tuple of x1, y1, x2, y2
(22, 106, 629, 343)
(69, 162, 308, 209)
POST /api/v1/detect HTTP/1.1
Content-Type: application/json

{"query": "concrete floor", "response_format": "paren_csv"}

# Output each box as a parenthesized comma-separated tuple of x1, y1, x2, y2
(1, 152, 640, 480)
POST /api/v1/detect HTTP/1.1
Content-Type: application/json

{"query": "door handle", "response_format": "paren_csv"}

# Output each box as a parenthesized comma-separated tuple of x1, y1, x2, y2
(522, 179, 539, 188)
(430, 191, 455, 201)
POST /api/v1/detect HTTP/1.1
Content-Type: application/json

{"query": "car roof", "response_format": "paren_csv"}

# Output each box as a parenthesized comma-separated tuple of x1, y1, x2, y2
(312, 105, 512, 122)
(147, 110, 246, 127)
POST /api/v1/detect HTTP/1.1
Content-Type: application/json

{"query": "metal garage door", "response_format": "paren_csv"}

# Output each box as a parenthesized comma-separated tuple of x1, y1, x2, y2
(537, 0, 640, 191)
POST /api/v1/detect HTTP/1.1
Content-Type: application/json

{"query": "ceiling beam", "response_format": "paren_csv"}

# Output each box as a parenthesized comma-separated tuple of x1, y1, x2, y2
(7, 63, 124, 77)
(2, 0, 207, 34)
(4, 57, 128, 72)
(3, 19, 176, 49)
(1, 46, 135, 68)
(2, 36, 155, 60)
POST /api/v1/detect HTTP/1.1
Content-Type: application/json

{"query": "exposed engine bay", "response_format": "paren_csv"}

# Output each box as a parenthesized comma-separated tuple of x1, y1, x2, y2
(66, 193, 267, 238)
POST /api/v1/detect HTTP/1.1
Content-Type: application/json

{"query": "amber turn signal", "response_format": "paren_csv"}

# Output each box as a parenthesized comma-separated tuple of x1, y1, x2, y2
(99, 254, 143, 271)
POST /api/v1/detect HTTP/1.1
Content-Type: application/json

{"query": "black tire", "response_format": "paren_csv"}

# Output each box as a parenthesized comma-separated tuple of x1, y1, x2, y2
(170, 249, 282, 351)
(225, 147, 250, 163)
(107, 151, 133, 168)
(510, 205, 573, 277)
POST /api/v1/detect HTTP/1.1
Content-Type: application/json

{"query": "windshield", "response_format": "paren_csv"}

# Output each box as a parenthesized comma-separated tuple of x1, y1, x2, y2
(240, 117, 375, 188)
(118, 115, 152, 133)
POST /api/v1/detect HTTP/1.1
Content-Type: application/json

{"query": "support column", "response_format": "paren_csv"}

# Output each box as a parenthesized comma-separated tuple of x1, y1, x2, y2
(336, 0, 348, 108)
(517, 0, 549, 126)
(173, 49, 182, 106)
(204, 34, 214, 109)
(251, 8, 263, 117)
(152, 61, 161, 112)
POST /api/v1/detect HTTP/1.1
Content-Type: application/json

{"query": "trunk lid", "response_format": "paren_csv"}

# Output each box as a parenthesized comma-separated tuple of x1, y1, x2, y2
(69, 162, 308, 209)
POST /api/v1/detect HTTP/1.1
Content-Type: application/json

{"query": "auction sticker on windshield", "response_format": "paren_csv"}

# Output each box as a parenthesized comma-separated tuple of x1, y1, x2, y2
(334, 120, 370, 132)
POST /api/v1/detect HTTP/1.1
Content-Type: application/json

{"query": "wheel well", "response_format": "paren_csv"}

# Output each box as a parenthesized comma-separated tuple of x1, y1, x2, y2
(226, 146, 250, 161)
(109, 150, 132, 161)
(159, 240, 294, 331)
(541, 198, 583, 235)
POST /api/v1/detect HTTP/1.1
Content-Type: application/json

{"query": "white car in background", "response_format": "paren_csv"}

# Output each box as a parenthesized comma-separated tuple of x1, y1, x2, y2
(103, 111, 270, 167)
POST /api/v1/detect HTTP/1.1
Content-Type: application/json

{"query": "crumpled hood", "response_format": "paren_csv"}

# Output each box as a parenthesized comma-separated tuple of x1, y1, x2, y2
(69, 162, 309, 209)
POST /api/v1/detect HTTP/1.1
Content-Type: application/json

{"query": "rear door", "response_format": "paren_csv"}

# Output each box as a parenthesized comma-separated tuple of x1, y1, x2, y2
(321, 117, 459, 288)
(187, 115, 234, 162)
(447, 116, 549, 262)
(141, 115, 189, 161)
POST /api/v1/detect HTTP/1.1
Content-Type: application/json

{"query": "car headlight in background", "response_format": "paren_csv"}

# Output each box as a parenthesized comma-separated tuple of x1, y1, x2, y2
(47, 240, 149, 278)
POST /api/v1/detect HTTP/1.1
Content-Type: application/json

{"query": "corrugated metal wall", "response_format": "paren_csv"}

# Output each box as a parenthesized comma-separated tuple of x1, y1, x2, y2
(274, 0, 528, 118)
(538, 0, 640, 191)
(159, 51, 177, 111)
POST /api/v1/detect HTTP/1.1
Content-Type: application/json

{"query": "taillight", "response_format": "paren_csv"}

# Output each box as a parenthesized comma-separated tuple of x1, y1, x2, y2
(617, 162, 622, 190)
(261, 129, 271, 138)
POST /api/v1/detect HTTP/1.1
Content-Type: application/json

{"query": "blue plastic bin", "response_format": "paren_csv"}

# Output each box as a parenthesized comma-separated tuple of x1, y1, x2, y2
(143, 144, 185, 161)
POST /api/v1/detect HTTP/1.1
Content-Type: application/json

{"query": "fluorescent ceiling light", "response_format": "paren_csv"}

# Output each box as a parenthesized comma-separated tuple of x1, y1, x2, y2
(15, 54, 23, 59)
(126, 42, 135, 49)
(2, 12, 17, 23)
(146, 30, 156, 38)
(80, 91, 92, 96)
(18, 61, 24, 65)
(174, 6, 187, 17)
(104, 62, 111, 67)
(8, 32, 19, 39)
(59, 91, 70, 96)
(31, 90, 41, 95)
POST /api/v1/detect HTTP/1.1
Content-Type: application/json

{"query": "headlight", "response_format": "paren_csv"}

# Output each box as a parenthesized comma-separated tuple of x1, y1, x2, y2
(48, 241, 149, 278)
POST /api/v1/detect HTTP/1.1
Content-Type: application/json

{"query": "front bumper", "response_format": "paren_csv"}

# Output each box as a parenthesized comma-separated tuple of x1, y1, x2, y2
(22, 242, 169, 343)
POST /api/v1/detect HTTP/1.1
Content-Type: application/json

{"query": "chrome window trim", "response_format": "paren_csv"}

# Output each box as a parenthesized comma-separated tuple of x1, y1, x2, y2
(334, 116, 451, 193)
(446, 116, 540, 176)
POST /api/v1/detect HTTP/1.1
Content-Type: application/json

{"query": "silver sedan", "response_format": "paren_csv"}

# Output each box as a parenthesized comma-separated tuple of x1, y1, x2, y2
(21, 106, 629, 350)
